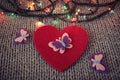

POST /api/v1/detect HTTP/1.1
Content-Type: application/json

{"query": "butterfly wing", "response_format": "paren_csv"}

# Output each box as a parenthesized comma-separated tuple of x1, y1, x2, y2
(91, 59, 96, 67)
(20, 29, 27, 35)
(48, 41, 65, 53)
(20, 29, 30, 37)
(96, 64, 105, 71)
(59, 48, 65, 54)
(25, 34, 30, 37)
(62, 33, 72, 48)
(95, 54, 103, 61)
(14, 36, 24, 43)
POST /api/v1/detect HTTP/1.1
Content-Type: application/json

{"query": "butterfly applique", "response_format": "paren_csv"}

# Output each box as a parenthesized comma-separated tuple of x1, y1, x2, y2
(91, 53, 106, 72)
(48, 33, 73, 54)
(14, 29, 30, 44)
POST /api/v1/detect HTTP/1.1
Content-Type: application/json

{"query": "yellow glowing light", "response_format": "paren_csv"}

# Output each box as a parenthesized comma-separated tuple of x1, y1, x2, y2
(30, 6, 35, 10)
(27, 2, 35, 10)
(32, 2, 35, 6)
(75, 9, 80, 15)
(77, 9, 80, 12)
(35, 21, 45, 28)
(75, 12, 78, 15)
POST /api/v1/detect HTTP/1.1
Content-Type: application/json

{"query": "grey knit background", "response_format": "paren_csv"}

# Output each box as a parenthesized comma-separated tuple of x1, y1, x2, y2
(0, 0, 120, 80)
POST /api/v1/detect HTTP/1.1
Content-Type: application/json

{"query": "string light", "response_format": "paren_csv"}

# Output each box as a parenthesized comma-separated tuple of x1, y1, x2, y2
(52, 10, 56, 14)
(35, 21, 44, 28)
(75, 9, 80, 16)
(44, 8, 51, 13)
(28, 2, 35, 10)
(83, 15, 87, 19)
(109, 10, 114, 14)
(75, 12, 79, 15)
(19, 1, 23, 5)
(11, 13, 15, 16)
(26, 8, 29, 10)
(108, 7, 112, 10)
(32, 2, 35, 6)
(67, 14, 72, 19)
(88, 8, 93, 12)
(62, 5, 68, 10)
(71, 17, 77, 22)
(0, 12, 7, 22)
(37, 1, 43, 7)
(0, 11, 4, 15)
(77, 9, 80, 12)
(52, 20, 59, 25)
(9, 13, 16, 19)
(0, 0, 118, 23)
(108, 7, 114, 14)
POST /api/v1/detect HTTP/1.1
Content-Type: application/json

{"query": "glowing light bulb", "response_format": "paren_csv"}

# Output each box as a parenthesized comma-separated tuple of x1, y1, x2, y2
(52, 10, 56, 14)
(30, 6, 35, 10)
(75, 9, 80, 15)
(9, 13, 16, 19)
(67, 14, 71, 19)
(63, 5, 68, 10)
(37, 1, 42, 7)
(0, 12, 4, 15)
(83, 15, 87, 19)
(88, 8, 91, 11)
(44, 8, 51, 13)
(71, 17, 77, 22)
(109, 10, 114, 14)
(35, 21, 44, 28)
(75, 12, 79, 15)
(19, 1, 23, 5)
(77, 9, 80, 12)
(108, 7, 111, 10)
(11, 13, 15, 16)
(32, 2, 35, 6)
(52, 20, 58, 25)
(28, 2, 35, 10)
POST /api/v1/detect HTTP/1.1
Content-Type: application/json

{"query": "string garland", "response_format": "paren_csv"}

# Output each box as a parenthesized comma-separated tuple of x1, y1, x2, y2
(0, 0, 119, 23)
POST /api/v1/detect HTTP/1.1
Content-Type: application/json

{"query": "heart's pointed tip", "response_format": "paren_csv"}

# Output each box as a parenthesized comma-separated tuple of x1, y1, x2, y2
(54, 64, 72, 72)
(56, 68, 66, 72)
(57, 69, 64, 72)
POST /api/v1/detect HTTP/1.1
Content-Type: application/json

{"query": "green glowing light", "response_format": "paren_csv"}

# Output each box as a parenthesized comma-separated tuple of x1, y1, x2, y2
(63, 5, 67, 10)
(52, 20, 58, 25)
(67, 15, 72, 19)
(52, 10, 56, 14)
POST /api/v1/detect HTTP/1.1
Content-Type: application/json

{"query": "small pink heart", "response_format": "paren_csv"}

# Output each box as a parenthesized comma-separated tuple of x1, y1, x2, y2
(34, 25, 88, 71)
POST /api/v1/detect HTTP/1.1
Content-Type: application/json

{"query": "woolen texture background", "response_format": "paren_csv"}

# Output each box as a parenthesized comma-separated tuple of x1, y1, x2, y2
(0, 0, 120, 80)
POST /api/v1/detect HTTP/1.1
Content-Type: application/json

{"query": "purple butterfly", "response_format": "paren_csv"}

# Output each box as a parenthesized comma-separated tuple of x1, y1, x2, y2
(14, 29, 30, 44)
(91, 53, 106, 72)
(48, 33, 73, 54)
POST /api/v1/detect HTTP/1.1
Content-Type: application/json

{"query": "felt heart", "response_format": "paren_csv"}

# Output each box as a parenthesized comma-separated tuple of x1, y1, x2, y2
(34, 25, 88, 72)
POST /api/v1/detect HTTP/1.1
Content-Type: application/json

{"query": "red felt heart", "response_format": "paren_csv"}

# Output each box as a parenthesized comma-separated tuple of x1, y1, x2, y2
(34, 25, 88, 72)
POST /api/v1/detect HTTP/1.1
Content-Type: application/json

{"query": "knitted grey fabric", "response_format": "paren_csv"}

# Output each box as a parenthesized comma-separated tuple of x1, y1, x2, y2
(0, 1, 120, 80)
